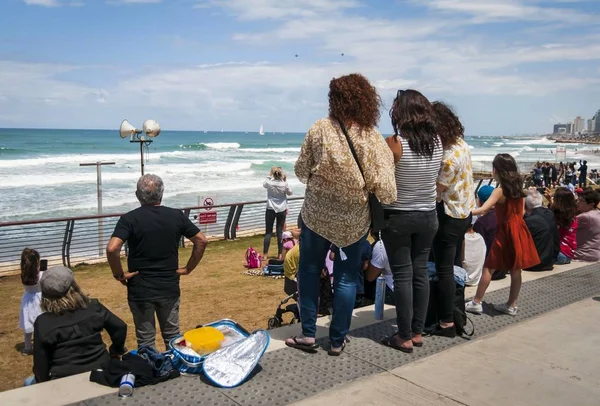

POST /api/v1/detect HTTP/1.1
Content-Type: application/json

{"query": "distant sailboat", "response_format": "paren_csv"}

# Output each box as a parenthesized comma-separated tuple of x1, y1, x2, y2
(259, 125, 265, 136)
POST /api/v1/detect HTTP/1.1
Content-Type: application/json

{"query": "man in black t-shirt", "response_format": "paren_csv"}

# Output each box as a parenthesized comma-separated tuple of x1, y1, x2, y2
(106, 174, 208, 349)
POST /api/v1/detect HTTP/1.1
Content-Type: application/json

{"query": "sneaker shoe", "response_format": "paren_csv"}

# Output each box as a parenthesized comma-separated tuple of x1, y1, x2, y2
(465, 300, 483, 315)
(493, 303, 518, 316)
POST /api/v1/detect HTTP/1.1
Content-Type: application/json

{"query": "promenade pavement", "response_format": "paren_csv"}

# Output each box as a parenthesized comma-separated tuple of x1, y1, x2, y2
(293, 297, 600, 406)
(0, 261, 595, 406)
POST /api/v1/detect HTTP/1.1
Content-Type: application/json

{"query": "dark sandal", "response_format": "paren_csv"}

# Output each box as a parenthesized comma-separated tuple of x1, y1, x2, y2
(327, 342, 346, 356)
(381, 335, 413, 354)
(412, 340, 423, 347)
(285, 336, 319, 352)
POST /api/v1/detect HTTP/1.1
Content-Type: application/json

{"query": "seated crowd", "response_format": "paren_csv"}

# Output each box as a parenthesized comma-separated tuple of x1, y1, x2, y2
(16, 74, 600, 386)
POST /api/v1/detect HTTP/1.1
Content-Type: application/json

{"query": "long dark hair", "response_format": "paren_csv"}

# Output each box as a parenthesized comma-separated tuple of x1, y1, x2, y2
(432, 101, 464, 149)
(389, 89, 439, 157)
(492, 154, 526, 199)
(21, 248, 40, 286)
(552, 187, 577, 228)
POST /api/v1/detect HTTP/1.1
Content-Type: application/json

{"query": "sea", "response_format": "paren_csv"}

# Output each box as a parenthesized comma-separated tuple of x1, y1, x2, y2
(1, 128, 599, 223)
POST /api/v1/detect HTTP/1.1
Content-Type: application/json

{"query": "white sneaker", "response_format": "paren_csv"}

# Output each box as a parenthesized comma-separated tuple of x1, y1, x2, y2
(465, 300, 482, 315)
(493, 303, 518, 316)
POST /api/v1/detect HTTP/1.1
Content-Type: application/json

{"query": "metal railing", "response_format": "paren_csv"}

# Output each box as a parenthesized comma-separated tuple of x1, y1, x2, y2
(0, 197, 304, 276)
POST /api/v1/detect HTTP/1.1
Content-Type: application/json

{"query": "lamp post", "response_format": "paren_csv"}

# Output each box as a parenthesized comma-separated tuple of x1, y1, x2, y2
(119, 119, 161, 176)
(80, 161, 115, 256)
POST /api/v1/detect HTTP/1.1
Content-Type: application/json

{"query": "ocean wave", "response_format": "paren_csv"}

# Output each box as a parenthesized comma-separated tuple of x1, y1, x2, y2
(504, 137, 555, 146)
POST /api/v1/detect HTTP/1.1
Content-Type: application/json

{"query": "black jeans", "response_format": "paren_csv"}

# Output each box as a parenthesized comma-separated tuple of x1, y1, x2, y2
(381, 210, 438, 341)
(264, 209, 286, 255)
(433, 210, 472, 324)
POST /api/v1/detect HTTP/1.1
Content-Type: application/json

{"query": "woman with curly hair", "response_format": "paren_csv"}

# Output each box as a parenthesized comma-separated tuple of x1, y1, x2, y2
(429, 102, 475, 338)
(380, 90, 443, 353)
(550, 187, 578, 264)
(285, 73, 396, 355)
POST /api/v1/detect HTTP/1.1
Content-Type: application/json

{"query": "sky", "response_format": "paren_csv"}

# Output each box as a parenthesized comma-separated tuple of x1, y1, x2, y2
(0, 0, 599, 136)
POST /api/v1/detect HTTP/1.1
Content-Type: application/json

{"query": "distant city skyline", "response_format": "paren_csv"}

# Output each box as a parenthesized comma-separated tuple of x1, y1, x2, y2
(0, 0, 599, 136)
(553, 108, 600, 135)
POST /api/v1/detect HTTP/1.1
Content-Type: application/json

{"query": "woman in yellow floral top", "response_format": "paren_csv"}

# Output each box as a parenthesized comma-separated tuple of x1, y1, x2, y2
(430, 102, 475, 338)
(285, 74, 396, 355)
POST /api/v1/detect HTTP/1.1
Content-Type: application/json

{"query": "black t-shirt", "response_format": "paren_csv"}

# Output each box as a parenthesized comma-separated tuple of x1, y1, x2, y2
(112, 205, 200, 301)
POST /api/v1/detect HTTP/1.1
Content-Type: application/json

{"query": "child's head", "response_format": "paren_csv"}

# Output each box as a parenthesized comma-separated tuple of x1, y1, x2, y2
(476, 185, 495, 207)
(21, 248, 40, 286)
(492, 154, 525, 199)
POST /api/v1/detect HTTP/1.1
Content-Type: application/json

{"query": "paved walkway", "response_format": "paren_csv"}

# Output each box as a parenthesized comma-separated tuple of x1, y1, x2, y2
(293, 297, 600, 405)
(1, 261, 597, 406)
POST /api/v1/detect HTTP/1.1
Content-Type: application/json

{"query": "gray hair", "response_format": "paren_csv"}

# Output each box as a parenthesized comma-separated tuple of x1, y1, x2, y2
(136, 174, 164, 205)
(525, 189, 543, 210)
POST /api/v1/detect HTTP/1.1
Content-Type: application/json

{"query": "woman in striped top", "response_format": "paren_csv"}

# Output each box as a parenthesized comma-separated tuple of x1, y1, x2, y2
(381, 89, 443, 353)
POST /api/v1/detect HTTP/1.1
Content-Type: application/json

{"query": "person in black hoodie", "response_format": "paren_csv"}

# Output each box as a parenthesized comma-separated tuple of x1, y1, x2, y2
(523, 190, 560, 271)
(32, 266, 127, 384)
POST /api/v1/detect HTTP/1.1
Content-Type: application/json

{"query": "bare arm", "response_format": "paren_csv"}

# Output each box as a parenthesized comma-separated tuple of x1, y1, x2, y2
(106, 237, 135, 281)
(385, 135, 403, 164)
(472, 188, 504, 216)
(365, 262, 383, 282)
(177, 232, 209, 276)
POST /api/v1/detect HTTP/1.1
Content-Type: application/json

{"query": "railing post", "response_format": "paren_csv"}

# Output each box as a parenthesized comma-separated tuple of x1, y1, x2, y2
(224, 206, 237, 240)
(181, 209, 191, 247)
(62, 220, 75, 268)
(231, 204, 244, 240)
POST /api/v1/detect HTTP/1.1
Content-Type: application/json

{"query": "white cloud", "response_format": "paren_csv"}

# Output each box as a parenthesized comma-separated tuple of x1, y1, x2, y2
(24, 0, 61, 6)
(108, 0, 161, 4)
(419, 0, 593, 22)
(195, 0, 359, 19)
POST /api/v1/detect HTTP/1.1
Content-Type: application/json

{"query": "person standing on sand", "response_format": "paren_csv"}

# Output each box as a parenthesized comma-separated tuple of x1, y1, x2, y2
(106, 174, 208, 349)
(285, 73, 396, 356)
(466, 154, 540, 316)
(263, 167, 292, 261)
(380, 90, 443, 353)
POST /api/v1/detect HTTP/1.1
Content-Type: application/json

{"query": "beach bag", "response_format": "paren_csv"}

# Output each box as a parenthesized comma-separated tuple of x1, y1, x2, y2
(338, 120, 386, 233)
(263, 264, 284, 276)
(169, 319, 270, 387)
(245, 247, 261, 269)
(425, 265, 474, 337)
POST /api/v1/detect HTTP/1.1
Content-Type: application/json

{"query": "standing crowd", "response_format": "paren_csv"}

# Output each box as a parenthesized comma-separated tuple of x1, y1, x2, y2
(15, 74, 600, 386)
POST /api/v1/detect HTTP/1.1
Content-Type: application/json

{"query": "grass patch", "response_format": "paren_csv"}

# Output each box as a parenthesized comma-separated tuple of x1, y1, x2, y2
(0, 235, 286, 392)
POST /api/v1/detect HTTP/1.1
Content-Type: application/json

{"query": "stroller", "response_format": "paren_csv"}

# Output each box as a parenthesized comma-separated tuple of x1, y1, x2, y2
(267, 291, 300, 329)
(267, 275, 334, 330)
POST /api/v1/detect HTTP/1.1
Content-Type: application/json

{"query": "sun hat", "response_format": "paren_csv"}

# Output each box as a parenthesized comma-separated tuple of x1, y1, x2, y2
(40, 266, 74, 298)
(477, 185, 495, 204)
(282, 231, 293, 240)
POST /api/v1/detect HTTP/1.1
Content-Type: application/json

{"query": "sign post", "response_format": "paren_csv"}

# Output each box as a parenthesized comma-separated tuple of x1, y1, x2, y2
(199, 197, 217, 234)
(79, 161, 116, 257)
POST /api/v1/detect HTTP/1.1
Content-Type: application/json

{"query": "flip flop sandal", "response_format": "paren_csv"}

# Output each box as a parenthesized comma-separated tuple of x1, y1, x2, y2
(285, 336, 319, 352)
(327, 342, 346, 356)
(381, 335, 413, 354)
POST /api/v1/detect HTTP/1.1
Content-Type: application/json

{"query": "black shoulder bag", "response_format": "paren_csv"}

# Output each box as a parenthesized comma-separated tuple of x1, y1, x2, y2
(338, 122, 386, 233)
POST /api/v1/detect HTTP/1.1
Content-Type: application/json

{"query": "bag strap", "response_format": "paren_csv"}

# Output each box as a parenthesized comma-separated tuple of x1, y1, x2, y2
(338, 120, 366, 181)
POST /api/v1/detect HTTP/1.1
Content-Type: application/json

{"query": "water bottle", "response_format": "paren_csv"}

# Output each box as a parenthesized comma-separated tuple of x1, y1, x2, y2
(374, 275, 386, 320)
(118, 373, 135, 398)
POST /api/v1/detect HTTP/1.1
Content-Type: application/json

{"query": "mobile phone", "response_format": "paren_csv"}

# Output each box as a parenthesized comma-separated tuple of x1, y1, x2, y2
(40, 259, 48, 272)
(537, 187, 546, 195)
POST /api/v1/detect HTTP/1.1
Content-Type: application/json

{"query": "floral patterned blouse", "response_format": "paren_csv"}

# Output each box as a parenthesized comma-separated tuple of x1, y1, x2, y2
(437, 138, 476, 219)
(295, 118, 397, 247)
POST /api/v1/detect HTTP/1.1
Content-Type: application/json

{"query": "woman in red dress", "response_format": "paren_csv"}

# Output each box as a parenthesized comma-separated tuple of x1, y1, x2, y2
(466, 154, 540, 316)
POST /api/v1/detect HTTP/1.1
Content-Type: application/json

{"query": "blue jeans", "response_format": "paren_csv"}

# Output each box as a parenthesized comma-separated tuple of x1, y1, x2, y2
(555, 252, 571, 265)
(297, 222, 367, 348)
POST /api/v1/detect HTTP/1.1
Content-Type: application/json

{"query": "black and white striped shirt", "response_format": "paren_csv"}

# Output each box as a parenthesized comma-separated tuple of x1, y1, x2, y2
(385, 135, 443, 212)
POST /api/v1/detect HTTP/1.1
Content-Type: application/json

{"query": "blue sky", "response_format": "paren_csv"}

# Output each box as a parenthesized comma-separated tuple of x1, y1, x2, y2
(0, 0, 598, 135)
